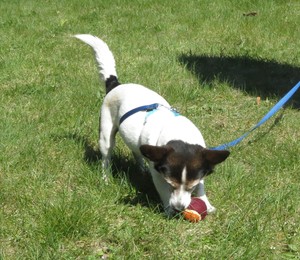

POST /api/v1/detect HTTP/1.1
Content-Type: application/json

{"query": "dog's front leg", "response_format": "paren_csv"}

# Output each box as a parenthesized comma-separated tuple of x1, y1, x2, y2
(194, 179, 216, 214)
(132, 152, 148, 172)
(150, 171, 175, 217)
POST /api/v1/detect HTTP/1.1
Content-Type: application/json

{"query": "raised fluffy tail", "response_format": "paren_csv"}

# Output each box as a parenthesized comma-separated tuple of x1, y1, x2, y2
(74, 34, 120, 94)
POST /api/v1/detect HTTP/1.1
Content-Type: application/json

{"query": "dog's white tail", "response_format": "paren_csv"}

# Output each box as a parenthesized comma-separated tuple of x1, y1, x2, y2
(74, 34, 119, 93)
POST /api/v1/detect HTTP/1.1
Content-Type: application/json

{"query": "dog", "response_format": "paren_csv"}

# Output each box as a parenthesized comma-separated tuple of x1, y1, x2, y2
(74, 34, 230, 216)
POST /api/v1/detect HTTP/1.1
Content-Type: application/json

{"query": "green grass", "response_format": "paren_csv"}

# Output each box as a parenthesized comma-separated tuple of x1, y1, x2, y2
(1, 0, 300, 259)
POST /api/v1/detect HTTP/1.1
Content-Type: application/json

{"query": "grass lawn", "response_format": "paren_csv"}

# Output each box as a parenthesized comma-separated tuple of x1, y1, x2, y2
(1, 0, 299, 258)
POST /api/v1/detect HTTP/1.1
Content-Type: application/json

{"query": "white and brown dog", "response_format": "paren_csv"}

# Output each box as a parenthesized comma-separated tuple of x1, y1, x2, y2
(75, 34, 230, 216)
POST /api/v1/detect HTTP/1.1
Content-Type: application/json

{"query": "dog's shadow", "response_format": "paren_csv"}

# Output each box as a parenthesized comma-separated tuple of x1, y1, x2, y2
(69, 133, 161, 209)
(178, 53, 300, 108)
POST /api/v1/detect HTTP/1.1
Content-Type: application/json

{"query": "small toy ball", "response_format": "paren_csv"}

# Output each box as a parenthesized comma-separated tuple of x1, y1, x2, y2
(182, 198, 207, 223)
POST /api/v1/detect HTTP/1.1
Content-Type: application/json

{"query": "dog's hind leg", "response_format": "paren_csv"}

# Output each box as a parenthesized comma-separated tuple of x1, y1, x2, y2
(99, 111, 118, 180)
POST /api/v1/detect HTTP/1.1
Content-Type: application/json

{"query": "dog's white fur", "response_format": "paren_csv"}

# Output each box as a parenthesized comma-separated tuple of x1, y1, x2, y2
(75, 34, 229, 216)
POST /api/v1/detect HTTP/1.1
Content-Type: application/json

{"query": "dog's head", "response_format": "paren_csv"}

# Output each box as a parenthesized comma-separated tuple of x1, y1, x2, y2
(140, 140, 230, 213)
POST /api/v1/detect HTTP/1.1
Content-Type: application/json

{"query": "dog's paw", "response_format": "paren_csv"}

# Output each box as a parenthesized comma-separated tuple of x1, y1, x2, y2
(102, 174, 109, 184)
(101, 168, 109, 184)
(197, 195, 216, 214)
(207, 205, 217, 214)
(164, 206, 177, 218)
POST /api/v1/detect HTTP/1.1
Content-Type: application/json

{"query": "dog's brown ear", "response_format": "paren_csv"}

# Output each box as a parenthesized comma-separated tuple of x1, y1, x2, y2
(203, 149, 230, 166)
(140, 145, 173, 162)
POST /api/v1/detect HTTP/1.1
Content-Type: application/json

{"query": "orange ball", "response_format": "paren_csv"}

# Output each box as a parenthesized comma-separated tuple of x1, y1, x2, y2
(182, 198, 207, 222)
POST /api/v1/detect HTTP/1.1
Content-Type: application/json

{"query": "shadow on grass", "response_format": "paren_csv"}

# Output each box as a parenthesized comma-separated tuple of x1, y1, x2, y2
(178, 53, 300, 108)
(67, 133, 161, 208)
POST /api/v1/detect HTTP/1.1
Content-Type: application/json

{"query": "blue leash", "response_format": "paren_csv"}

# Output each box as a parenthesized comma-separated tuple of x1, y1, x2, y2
(210, 81, 300, 150)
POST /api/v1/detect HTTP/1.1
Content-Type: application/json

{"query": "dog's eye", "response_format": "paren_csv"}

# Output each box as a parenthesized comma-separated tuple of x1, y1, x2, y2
(156, 165, 168, 174)
(168, 183, 175, 192)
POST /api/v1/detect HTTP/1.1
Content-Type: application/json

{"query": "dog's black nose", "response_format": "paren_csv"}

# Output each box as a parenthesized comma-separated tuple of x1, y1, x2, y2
(172, 204, 186, 212)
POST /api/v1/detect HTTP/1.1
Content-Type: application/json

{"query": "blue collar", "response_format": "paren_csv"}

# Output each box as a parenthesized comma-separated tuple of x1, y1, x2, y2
(119, 103, 180, 125)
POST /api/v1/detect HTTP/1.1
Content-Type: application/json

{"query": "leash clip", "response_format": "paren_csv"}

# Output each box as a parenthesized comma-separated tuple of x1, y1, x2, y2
(170, 107, 180, 116)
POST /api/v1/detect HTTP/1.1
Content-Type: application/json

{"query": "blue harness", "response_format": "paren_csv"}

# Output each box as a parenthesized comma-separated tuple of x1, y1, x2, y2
(119, 103, 180, 125)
